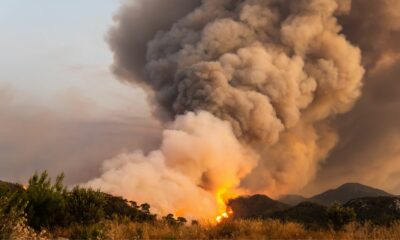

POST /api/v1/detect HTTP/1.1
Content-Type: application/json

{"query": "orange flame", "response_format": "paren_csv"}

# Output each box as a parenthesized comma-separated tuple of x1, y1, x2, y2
(216, 211, 232, 223)
(215, 188, 235, 223)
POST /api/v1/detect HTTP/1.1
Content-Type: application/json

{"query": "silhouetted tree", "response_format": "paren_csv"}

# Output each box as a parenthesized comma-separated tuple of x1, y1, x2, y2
(163, 213, 177, 225)
(177, 217, 187, 226)
(328, 203, 356, 230)
(140, 203, 151, 214)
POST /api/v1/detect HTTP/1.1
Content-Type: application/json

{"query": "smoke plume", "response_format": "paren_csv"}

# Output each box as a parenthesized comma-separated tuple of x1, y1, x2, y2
(88, 0, 366, 219)
(304, 0, 400, 195)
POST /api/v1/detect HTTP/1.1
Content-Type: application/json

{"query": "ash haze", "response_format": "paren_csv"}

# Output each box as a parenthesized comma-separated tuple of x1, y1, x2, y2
(0, 0, 162, 184)
(1, 0, 400, 220)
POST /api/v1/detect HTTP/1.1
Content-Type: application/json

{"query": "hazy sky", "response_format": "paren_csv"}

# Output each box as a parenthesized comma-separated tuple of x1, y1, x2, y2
(1, 0, 125, 107)
(0, 0, 162, 184)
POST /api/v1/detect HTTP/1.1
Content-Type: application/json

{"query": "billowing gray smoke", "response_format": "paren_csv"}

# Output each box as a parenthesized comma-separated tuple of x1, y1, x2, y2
(109, 0, 201, 81)
(305, 0, 400, 195)
(340, 0, 400, 67)
(88, 0, 368, 219)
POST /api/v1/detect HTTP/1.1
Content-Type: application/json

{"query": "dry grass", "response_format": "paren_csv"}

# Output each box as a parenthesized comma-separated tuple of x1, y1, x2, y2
(99, 219, 400, 240)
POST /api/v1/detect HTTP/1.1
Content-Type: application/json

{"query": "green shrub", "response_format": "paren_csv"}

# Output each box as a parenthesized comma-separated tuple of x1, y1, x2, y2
(0, 192, 41, 239)
(26, 171, 68, 230)
(67, 187, 106, 225)
(328, 203, 356, 230)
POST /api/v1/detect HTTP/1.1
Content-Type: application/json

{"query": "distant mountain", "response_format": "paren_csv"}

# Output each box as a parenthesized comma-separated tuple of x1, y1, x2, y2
(310, 183, 393, 206)
(271, 202, 329, 229)
(344, 196, 400, 225)
(279, 194, 308, 206)
(230, 194, 400, 227)
(228, 194, 289, 219)
(227, 183, 394, 219)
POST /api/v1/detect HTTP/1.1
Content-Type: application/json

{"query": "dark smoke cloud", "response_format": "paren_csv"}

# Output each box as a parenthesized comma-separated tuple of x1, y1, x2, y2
(109, 0, 201, 82)
(304, 0, 400, 195)
(339, 0, 400, 67)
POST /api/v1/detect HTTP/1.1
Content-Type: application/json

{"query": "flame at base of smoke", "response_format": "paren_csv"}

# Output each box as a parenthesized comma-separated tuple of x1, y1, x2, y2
(86, 111, 257, 220)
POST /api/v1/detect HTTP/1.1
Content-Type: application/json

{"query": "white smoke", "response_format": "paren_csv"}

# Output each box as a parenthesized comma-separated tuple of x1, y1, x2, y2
(87, 111, 256, 218)
(87, 0, 365, 218)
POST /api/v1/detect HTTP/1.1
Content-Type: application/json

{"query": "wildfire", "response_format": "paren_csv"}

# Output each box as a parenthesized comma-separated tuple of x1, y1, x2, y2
(215, 208, 234, 223)
(215, 188, 235, 223)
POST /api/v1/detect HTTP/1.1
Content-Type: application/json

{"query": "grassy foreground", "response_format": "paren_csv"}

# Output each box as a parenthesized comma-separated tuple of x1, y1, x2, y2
(101, 220, 400, 240)
(7, 219, 398, 240)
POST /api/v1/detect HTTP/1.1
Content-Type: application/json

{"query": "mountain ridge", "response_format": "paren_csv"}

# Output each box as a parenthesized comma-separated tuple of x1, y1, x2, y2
(279, 194, 308, 206)
(309, 183, 393, 206)
(279, 183, 394, 206)
(228, 194, 289, 219)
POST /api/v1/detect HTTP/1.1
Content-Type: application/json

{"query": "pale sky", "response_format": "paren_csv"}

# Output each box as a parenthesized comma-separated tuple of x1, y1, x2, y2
(0, 0, 161, 184)
(0, 0, 141, 113)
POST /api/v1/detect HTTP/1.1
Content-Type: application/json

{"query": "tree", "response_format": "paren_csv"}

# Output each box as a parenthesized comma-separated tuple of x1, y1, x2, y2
(66, 187, 106, 225)
(137, 203, 156, 221)
(140, 203, 151, 214)
(163, 213, 177, 225)
(4, 170, 160, 232)
(26, 171, 68, 230)
(177, 217, 187, 226)
(327, 203, 356, 230)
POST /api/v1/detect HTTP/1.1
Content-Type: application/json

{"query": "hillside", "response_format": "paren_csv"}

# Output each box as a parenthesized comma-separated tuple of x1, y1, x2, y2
(271, 202, 329, 229)
(228, 194, 289, 219)
(279, 194, 308, 206)
(310, 183, 393, 206)
(0, 180, 23, 193)
(344, 196, 400, 225)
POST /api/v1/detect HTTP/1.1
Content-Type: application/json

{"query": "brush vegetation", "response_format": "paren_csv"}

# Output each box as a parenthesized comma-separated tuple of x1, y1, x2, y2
(1, 171, 400, 239)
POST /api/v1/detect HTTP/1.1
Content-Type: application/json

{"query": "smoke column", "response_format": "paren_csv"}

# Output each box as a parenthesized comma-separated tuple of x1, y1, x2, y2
(305, 0, 400, 194)
(87, 0, 365, 219)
